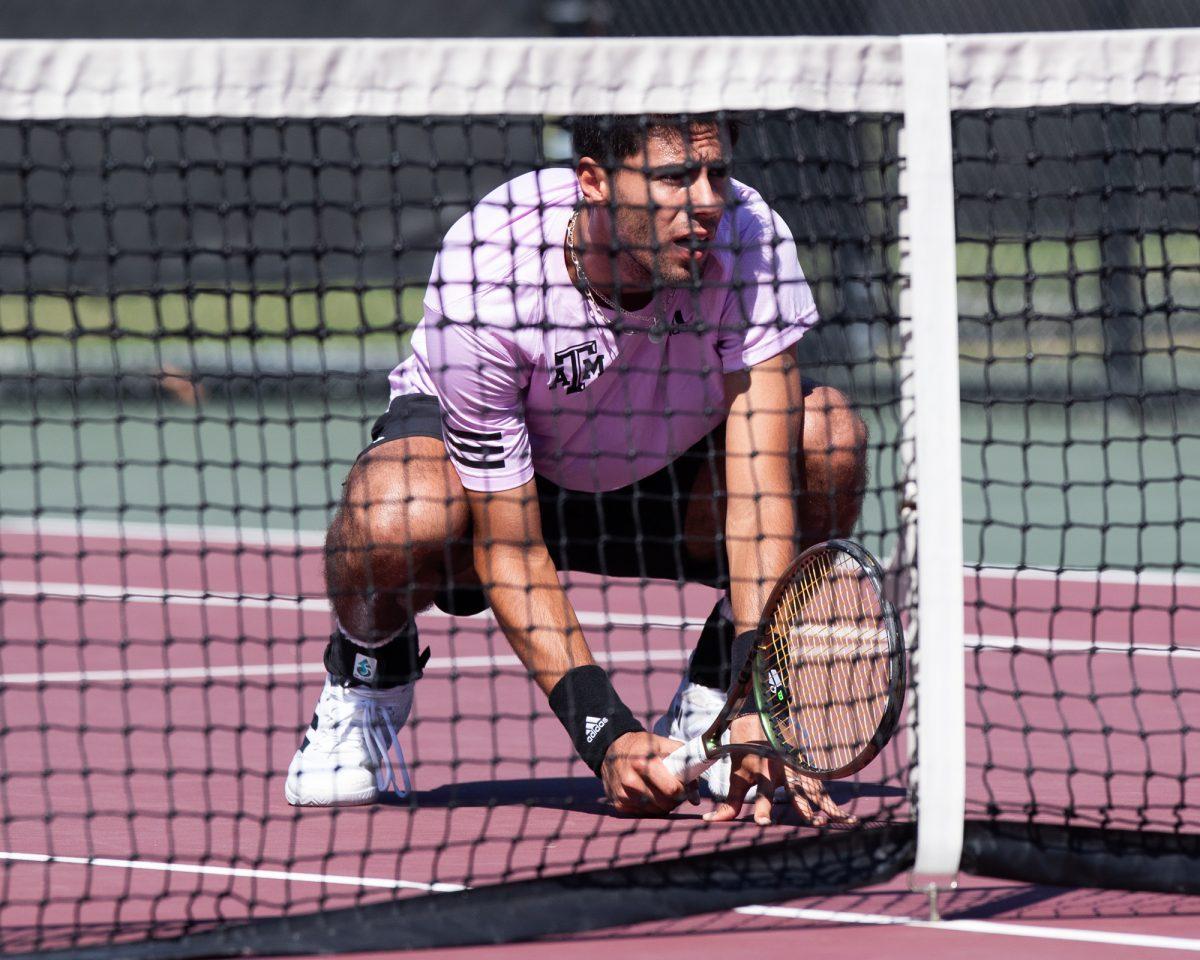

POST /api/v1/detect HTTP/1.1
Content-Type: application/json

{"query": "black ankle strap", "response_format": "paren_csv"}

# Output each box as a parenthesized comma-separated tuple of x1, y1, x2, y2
(324, 626, 428, 688)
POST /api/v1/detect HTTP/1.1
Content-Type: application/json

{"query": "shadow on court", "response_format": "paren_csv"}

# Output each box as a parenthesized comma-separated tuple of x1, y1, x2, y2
(389, 777, 905, 816)
(392, 777, 608, 812)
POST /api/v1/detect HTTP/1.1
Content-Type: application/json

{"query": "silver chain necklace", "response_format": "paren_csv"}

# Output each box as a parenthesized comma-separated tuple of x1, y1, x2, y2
(566, 207, 622, 313)
(566, 207, 669, 343)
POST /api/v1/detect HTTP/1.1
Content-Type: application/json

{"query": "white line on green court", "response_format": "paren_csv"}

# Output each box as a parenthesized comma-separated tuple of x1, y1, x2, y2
(735, 904, 1200, 952)
(0, 850, 465, 893)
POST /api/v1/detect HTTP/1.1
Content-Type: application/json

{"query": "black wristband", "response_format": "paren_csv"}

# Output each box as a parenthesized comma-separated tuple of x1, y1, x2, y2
(732, 630, 760, 716)
(549, 665, 645, 777)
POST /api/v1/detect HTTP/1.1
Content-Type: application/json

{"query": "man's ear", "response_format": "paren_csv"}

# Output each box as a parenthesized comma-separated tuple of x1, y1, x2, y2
(576, 157, 609, 204)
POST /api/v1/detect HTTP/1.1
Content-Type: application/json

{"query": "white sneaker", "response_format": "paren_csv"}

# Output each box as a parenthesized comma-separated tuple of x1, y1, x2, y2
(654, 677, 791, 804)
(653, 678, 736, 800)
(285, 676, 415, 806)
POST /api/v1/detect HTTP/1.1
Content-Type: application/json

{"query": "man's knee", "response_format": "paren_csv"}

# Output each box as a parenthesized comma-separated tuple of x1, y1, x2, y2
(799, 384, 868, 541)
(325, 438, 470, 600)
(803, 384, 868, 479)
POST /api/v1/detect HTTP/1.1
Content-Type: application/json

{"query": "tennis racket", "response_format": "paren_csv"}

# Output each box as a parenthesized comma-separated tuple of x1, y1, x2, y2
(662, 538, 906, 784)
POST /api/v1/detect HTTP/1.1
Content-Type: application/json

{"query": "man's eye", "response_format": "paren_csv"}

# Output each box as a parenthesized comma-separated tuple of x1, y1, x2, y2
(707, 164, 729, 180)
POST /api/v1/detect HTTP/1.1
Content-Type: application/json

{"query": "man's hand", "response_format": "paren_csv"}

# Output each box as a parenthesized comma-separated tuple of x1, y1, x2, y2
(600, 731, 686, 814)
(700, 714, 857, 826)
(784, 769, 857, 826)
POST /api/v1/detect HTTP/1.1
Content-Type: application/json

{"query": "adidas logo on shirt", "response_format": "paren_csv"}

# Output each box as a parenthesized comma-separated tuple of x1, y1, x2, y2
(584, 715, 609, 743)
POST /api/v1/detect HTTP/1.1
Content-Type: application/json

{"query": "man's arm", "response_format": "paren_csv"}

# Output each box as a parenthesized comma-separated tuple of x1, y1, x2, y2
(466, 480, 683, 813)
(722, 349, 803, 634)
(467, 482, 592, 690)
(705, 349, 855, 826)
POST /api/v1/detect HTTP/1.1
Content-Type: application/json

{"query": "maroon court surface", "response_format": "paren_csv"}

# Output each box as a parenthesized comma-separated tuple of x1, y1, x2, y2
(0, 519, 1197, 956)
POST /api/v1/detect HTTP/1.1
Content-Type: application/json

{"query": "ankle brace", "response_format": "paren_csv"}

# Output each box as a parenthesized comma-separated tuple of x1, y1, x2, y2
(324, 622, 430, 688)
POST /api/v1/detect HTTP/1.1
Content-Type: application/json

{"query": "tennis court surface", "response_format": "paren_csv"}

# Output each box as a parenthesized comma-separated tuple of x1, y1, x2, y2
(2, 29, 1199, 960)
(2, 518, 1197, 956)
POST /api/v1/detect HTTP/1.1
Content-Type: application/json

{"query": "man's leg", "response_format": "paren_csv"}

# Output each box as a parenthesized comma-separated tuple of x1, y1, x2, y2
(324, 437, 472, 682)
(792, 383, 870, 550)
(287, 432, 473, 806)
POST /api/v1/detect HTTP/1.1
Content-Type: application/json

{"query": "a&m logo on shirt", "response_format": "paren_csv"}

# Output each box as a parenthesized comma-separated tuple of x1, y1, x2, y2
(550, 340, 605, 394)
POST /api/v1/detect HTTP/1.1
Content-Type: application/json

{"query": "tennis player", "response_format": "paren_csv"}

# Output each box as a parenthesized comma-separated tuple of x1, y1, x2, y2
(286, 115, 867, 825)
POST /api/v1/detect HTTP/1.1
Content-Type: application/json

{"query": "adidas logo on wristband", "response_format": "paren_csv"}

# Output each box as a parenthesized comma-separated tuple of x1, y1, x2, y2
(584, 715, 609, 742)
(549, 666, 642, 777)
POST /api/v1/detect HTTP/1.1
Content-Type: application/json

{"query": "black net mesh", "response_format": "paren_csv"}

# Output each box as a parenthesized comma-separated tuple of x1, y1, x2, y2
(0, 107, 913, 957)
(3, 36, 1199, 958)
(952, 103, 1200, 851)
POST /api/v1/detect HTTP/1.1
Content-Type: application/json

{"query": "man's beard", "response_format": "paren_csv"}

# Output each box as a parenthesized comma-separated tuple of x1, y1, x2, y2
(612, 209, 690, 288)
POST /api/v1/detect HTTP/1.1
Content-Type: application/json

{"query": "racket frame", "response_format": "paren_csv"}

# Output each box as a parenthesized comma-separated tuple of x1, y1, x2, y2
(752, 537, 907, 780)
(664, 539, 907, 785)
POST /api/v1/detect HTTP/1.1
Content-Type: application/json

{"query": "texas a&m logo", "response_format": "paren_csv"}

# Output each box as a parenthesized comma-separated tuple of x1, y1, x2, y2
(550, 340, 605, 394)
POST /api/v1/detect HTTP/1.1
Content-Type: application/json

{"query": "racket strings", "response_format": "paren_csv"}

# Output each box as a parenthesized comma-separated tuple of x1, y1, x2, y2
(829, 552, 882, 743)
(763, 548, 891, 772)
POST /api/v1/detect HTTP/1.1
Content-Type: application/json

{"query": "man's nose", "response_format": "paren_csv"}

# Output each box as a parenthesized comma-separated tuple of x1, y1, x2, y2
(687, 174, 724, 228)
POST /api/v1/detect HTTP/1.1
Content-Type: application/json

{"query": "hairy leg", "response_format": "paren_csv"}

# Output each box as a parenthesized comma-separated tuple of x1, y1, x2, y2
(325, 437, 472, 644)
(288, 437, 469, 802)
(794, 383, 869, 547)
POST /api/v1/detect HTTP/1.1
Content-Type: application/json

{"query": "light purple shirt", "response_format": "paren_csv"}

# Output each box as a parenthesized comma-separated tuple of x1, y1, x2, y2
(389, 168, 818, 493)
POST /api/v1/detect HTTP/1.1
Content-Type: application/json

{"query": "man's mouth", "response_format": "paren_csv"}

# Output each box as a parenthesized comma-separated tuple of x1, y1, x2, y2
(672, 236, 710, 260)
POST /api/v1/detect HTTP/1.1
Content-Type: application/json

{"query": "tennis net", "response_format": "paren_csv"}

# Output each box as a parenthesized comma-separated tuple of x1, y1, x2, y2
(0, 31, 1197, 958)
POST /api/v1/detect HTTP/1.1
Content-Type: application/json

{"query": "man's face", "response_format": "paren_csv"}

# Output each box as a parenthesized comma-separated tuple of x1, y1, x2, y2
(604, 123, 732, 288)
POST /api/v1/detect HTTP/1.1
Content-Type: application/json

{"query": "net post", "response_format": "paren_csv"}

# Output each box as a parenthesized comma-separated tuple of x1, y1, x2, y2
(897, 33, 966, 892)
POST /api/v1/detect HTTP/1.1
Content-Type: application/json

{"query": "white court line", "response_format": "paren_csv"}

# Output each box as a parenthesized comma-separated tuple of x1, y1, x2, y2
(736, 904, 1200, 952)
(1, 579, 1194, 686)
(968, 564, 1200, 590)
(0, 850, 465, 893)
(0, 646, 688, 686)
(969, 634, 1200, 660)
(0, 579, 332, 612)
(0, 853, 1193, 952)
(0, 633, 1191, 687)
(0, 579, 706, 629)
(5, 513, 1199, 589)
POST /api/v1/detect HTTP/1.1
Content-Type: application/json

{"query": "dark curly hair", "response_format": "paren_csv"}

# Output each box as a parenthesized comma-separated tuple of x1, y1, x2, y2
(565, 114, 739, 165)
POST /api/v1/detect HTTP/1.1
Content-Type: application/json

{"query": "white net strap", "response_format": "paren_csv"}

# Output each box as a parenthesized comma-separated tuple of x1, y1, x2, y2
(2, 31, 1200, 122)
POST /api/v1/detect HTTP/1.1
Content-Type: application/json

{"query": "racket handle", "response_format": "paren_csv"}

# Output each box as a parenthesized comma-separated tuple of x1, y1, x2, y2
(662, 737, 719, 784)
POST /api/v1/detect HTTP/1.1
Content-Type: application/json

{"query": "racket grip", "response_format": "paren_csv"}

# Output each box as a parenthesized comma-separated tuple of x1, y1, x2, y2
(662, 737, 719, 784)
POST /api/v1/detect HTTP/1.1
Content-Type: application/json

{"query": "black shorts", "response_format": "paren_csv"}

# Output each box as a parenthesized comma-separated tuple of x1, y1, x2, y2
(366, 393, 726, 587)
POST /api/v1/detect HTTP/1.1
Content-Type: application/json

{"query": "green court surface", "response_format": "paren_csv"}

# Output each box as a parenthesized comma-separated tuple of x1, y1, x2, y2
(2, 395, 1194, 574)
(2, 233, 1196, 573)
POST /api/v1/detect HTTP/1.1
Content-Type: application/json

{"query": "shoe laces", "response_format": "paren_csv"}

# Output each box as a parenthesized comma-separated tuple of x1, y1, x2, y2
(356, 698, 413, 797)
(322, 683, 414, 798)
